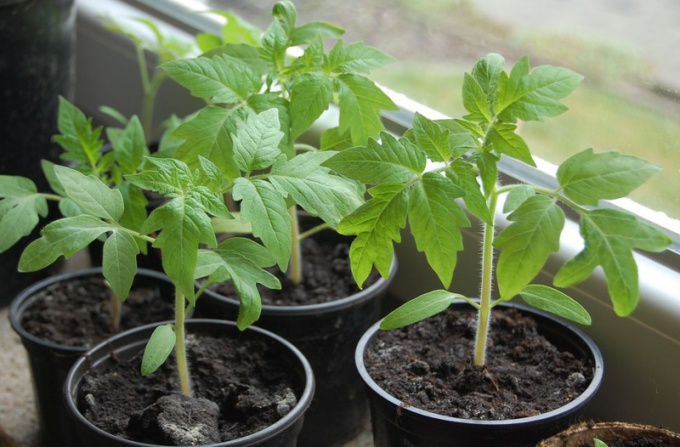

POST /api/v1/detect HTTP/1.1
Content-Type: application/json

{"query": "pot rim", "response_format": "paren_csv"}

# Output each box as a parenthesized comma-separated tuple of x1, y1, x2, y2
(63, 318, 315, 447)
(201, 256, 398, 316)
(536, 421, 680, 446)
(355, 300, 604, 427)
(8, 267, 172, 353)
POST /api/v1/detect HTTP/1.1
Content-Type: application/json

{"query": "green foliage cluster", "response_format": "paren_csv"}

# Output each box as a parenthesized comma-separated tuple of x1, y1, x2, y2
(325, 53, 672, 365)
(0, 1, 396, 394)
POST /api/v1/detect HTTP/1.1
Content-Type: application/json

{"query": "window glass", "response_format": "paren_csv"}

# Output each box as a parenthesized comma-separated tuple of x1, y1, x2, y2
(195, 0, 680, 225)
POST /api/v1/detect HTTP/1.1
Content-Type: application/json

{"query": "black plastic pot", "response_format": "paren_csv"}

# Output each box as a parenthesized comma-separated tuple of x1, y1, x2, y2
(355, 301, 604, 447)
(9, 268, 175, 447)
(198, 258, 397, 447)
(64, 319, 315, 447)
(0, 0, 76, 304)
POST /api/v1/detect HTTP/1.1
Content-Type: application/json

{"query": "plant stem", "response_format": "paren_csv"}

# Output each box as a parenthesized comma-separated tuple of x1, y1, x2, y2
(473, 190, 499, 367)
(110, 293, 121, 334)
(299, 222, 331, 240)
(174, 289, 192, 397)
(289, 206, 302, 286)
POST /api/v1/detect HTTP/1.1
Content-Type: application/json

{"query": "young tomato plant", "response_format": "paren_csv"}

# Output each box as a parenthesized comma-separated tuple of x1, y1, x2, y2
(100, 15, 194, 142)
(325, 53, 673, 366)
(159, 0, 397, 287)
(0, 1, 395, 397)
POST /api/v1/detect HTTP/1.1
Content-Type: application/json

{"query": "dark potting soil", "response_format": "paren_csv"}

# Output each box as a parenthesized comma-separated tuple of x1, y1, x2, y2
(365, 306, 593, 420)
(77, 329, 302, 445)
(209, 235, 379, 306)
(21, 276, 174, 347)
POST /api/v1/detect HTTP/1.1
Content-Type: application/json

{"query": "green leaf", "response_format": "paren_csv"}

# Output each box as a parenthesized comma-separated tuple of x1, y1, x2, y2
(319, 127, 354, 151)
(445, 160, 492, 224)
(99, 105, 129, 127)
(17, 237, 63, 272)
(232, 109, 284, 173)
(190, 188, 232, 219)
(409, 172, 469, 288)
(103, 231, 139, 300)
(197, 156, 228, 193)
(125, 157, 191, 196)
(53, 96, 104, 170)
(476, 152, 500, 198)
(335, 74, 397, 144)
(594, 439, 609, 447)
(433, 119, 479, 156)
(497, 63, 583, 122)
(18, 215, 114, 271)
(503, 185, 535, 213)
(271, 1, 297, 37)
(248, 93, 294, 159)
(323, 132, 427, 185)
(195, 32, 223, 53)
(410, 113, 453, 162)
(233, 178, 291, 270)
(290, 21, 344, 46)
(211, 241, 281, 330)
(470, 52, 505, 100)
(54, 166, 124, 220)
(462, 73, 492, 123)
(161, 54, 261, 103)
(172, 106, 240, 180)
(217, 237, 277, 269)
(41, 160, 67, 197)
(326, 40, 394, 74)
(270, 151, 364, 226)
(557, 149, 662, 206)
(554, 208, 672, 316)
(338, 184, 408, 286)
(487, 123, 535, 166)
(108, 115, 148, 175)
(0, 176, 48, 253)
(289, 73, 333, 141)
(261, 17, 289, 69)
(143, 198, 216, 303)
(141, 324, 175, 376)
(494, 195, 565, 299)
(212, 10, 261, 46)
(380, 290, 463, 329)
(519, 284, 591, 325)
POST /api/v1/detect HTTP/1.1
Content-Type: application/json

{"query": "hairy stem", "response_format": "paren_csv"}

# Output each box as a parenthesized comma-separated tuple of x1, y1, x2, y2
(289, 206, 302, 286)
(175, 289, 191, 397)
(474, 190, 499, 367)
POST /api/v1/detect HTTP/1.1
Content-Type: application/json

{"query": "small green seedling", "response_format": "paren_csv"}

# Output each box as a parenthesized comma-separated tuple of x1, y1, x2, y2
(326, 53, 672, 366)
(594, 438, 608, 447)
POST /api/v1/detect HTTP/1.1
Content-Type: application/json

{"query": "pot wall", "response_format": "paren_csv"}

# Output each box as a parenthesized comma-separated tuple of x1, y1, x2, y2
(9, 268, 175, 446)
(356, 301, 604, 447)
(64, 319, 315, 447)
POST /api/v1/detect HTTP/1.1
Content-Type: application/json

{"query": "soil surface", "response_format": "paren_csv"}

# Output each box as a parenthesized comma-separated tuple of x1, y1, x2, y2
(209, 231, 379, 306)
(364, 306, 593, 420)
(21, 275, 174, 347)
(77, 328, 303, 444)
